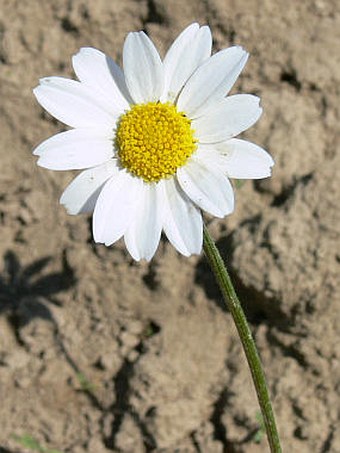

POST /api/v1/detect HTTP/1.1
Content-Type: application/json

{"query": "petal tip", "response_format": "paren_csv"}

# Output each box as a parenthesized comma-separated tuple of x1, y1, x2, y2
(258, 105, 264, 118)
(92, 228, 102, 244)
(38, 77, 52, 85)
(60, 202, 76, 216)
(77, 46, 94, 54)
(32, 146, 41, 156)
(36, 156, 46, 168)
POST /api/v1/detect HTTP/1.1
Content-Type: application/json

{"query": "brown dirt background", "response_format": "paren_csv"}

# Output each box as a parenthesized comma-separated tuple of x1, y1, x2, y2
(0, 0, 339, 452)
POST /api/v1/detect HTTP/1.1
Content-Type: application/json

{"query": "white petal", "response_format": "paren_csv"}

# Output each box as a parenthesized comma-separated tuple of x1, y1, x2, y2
(123, 31, 164, 104)
(93, 171, 142, 246)
(34, 77, 119, 129)
(34, 129, 114, 170)
(124, 182, 164, 261)
(72, 47, 131, 110)
(177, 157, 234, 218)
(193, 95, 262, 143)
(161, 24, 212, 103)
(60, 160, 118, 215)
(177, 47, 248, 118)
(190, 144, 226, 169)
(163, 178, 202, 256)
(216, 139, 274, 179)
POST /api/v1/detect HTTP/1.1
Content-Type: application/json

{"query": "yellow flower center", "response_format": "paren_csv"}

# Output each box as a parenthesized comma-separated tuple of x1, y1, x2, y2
(116, 102, 197, 182)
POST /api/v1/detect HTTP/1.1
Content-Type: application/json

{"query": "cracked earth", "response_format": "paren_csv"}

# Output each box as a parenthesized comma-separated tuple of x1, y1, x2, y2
(0, 0, 339, 452)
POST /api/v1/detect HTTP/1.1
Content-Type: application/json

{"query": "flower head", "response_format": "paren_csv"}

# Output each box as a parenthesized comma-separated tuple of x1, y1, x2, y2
(33, 23, 273, 261)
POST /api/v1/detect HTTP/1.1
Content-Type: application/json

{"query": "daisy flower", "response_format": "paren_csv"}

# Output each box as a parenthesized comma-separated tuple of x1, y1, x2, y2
(33, 23, 273, 261)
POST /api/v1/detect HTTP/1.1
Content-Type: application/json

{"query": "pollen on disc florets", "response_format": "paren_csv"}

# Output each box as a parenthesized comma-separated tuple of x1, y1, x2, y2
(116, 102, 197, 182)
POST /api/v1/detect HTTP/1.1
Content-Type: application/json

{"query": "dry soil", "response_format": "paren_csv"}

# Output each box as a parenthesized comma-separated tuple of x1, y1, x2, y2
(0, 0, 339, 452)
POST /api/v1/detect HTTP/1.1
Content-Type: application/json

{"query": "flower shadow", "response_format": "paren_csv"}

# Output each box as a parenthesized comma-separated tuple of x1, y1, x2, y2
(195, 220, 289, 329)
(0, 250, 76, 326)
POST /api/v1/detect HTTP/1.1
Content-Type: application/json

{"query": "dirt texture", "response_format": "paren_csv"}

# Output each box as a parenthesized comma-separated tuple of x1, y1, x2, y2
(0, 0, 339, 452)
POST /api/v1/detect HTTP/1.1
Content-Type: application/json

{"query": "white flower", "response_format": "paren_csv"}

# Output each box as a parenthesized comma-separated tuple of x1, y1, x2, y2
(33, 23, 273, 261)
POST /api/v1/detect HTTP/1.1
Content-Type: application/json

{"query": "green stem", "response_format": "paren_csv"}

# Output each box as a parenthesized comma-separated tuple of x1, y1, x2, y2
(203, 224, 282, 453)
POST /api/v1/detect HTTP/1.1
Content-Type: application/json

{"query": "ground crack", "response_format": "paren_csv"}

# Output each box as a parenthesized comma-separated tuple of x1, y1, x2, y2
(102, 348, 157, 451)
(209, 388, 238, 453)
